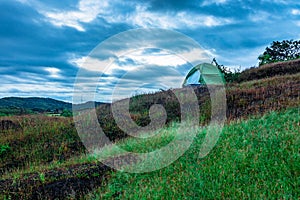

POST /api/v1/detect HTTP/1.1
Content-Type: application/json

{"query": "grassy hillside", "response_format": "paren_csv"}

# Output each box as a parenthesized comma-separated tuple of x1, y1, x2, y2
(0, 66, 299, 199)
(87, 107, 299, 199)
(0, 107, 298, 199)
(237, 58, 300, 82)
(96, 72, 299, 140)
(0, 116, 85, 174)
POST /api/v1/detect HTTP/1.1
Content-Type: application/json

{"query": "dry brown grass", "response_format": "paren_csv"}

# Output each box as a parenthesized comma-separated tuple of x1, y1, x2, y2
(237, 58, 300, 82)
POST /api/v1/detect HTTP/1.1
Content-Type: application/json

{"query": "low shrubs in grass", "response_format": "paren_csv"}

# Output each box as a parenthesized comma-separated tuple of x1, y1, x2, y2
(0, 115, 86, 176)
(0, 144, 10, 157)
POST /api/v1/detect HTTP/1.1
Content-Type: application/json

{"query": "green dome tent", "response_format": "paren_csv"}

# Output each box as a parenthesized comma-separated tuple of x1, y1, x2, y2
(182, 63, 225, 87)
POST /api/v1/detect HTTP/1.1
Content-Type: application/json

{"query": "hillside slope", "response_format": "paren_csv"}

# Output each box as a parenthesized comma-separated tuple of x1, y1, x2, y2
(96, 72, 300, 140)
(88, 107, 299, 199)
(1, 107, 298, 199)
(237, 58, 300, 82)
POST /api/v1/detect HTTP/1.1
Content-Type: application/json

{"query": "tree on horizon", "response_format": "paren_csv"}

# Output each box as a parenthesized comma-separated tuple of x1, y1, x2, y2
(258, 39, 300, 65)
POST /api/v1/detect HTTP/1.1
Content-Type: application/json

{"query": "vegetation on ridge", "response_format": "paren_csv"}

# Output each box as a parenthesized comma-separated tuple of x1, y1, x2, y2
(258, 39, 300, 65)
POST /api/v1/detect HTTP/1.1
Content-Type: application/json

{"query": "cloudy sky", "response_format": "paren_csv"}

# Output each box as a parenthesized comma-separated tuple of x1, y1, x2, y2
(1, 0, 300, 102)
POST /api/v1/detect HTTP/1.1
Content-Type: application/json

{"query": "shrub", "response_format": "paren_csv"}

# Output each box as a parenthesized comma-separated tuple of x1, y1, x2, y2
(0, 144, 10, 157)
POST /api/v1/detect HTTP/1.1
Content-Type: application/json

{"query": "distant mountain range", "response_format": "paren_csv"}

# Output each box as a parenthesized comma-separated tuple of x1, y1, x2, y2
(0, 97, 106, 116)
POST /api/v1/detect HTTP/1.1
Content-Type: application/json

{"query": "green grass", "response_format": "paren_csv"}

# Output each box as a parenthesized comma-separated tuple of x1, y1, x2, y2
(86, 107, 300, 199)
(0, 144, 10, 157)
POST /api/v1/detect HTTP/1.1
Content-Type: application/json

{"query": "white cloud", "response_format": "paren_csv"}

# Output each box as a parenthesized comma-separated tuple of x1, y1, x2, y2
(71, 48, 198, 102)
(0, 75, 73, 101)
(41, 0, 234, 31)
(0, 83, 70, 93)
(44, 67, 61, 78)
(249, 11, 272, 22)
(292, 9, 300, 15)
(179, 48, 214, 65)
(43, 0, 109, 31)
(111, 6, 235, 29)
(261, 0, 295, 4)
(70, 56, 115, 72)
(122, 50, 188, 67)
(177, 12, 233, 27)
(71, 47, 214, 74)
(15, 0, 30, 4)
(201, 0, 228, 6)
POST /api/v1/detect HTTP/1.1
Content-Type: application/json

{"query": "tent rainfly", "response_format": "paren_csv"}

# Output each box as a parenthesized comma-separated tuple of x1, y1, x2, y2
(182, 63, 225, 87)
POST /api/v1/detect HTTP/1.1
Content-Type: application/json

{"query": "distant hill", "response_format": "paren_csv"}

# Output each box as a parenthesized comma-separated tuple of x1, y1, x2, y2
(0, 97, 72, 111)
(0, 97, 106, 116)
